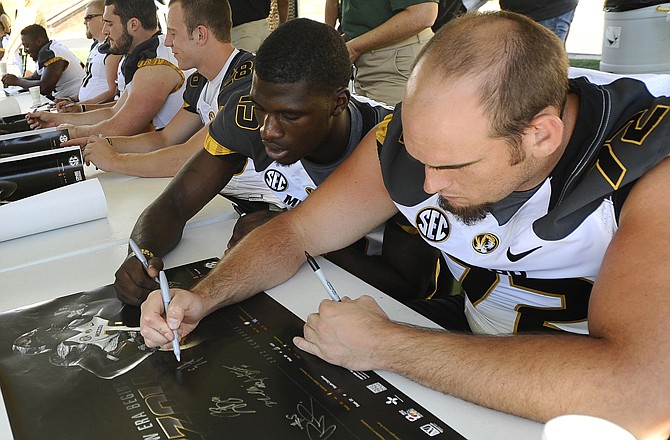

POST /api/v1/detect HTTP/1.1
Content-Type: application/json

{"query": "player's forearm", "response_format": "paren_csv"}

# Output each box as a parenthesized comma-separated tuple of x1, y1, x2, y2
(194, 213, 307, 314)
(60, 106, 115, 126)
(78, 113, 153, 138)
(9, 77, 39, 90)
(80, 89, 117, 106)
(111, 144, 193, 178)
(108, 130, 167, 154)
(130, 200, 189, 261)
(379, 328, 667, 439)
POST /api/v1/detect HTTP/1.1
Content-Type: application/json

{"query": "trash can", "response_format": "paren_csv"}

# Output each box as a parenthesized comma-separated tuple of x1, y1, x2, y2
(600, 1, 670, 74)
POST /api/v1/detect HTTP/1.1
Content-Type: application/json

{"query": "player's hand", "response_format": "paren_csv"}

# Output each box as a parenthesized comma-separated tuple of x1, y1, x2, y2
(1, 73, 18, 87)
(55, 100, 82, 113)
(61, 134, 94, 149)
(59, 123, 81, 138)
(227, 210, 282, 250)
(26, 111, 59, 129)
(114, 254, 164, 306)
(140, 288, 207, 349)
(293, 295, 392, 371)
(81, 136, 117, 169)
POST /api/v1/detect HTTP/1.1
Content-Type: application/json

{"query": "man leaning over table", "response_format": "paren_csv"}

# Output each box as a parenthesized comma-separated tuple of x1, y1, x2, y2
(65, 0, 259, 179)
(140, 11, 670, 439)
(117, 19, 442, 309)
(63, 0, 281, 219)
(25, 0, 187, 139)
(55, 0, 122, 108)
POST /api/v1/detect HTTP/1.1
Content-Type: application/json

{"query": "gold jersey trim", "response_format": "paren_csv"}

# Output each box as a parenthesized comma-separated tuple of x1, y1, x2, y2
(136, 58, 185, 93)
(375, 113, 393, 145)
(43, 56, 67, 67)
(204, 132, 236, 156)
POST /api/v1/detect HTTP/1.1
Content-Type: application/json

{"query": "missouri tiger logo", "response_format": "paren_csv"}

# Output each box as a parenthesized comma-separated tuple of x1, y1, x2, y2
(416, 207, 449, 242)
(472, 233, 499, 254)
(264, 169, 288, 192)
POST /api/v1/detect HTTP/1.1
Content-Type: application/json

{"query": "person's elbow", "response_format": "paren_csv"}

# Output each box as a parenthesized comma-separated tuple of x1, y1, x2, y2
(409, 3, 439, 30)
(39, 82, 57, 97)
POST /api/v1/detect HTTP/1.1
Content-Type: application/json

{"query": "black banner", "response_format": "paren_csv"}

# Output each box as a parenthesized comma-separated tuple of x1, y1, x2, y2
(0, 145, 84, 201)
(0, 259, 464, 440)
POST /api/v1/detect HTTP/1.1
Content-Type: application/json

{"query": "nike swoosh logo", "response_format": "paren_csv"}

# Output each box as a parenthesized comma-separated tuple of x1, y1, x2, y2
(506, 246, 542, 262)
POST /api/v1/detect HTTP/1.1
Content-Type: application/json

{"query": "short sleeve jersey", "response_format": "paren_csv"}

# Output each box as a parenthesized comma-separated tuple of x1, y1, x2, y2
(36, 40, 86, 99)
(119, 33, 187, 129)
(377, 72, 670, 336)
(79, 41, 109, 102)
(182, 50, 255, 125)
(203, 93, 393, 209)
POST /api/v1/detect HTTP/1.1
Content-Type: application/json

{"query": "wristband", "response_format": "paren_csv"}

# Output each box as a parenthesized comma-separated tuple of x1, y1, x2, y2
(81, 104, 86, 112)
(128, 248, 155, 259)
(140, 248, 154, 258)
(104, 137, 113, 148)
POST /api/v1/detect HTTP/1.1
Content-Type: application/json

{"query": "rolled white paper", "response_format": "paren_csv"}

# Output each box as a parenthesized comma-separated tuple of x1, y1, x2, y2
(0, 178, 108, 242)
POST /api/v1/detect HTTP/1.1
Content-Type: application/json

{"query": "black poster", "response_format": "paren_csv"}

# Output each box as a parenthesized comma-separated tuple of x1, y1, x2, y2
(0, 128, 71, 158)
(0, 146, 85, 202)
(0, 259, 465, 440)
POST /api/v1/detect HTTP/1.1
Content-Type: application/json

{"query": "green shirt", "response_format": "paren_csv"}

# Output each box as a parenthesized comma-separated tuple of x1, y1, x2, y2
(341, 0, 438, 40)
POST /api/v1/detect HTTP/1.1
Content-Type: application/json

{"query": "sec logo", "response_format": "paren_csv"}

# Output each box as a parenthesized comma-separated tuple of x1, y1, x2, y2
(416, 207, 449, 242)
(264, 169, 288, 191)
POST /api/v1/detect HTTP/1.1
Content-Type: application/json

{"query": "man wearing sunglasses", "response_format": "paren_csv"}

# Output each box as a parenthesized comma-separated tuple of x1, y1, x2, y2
(26, 0, 187, 139)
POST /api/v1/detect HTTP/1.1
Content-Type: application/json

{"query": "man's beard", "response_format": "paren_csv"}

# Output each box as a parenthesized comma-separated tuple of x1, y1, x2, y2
(438, 195, 492, 226)
(108, 30, 132, 54)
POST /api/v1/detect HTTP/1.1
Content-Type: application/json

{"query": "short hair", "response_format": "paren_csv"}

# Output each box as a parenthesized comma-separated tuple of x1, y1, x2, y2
(168, 0, 232, 43)
(20, 24, 48, 42)
(255, 18, 351, 94)
(416, 11, 569, 150)
(104, 0, 158, 30)
(87, 0, 105, 15)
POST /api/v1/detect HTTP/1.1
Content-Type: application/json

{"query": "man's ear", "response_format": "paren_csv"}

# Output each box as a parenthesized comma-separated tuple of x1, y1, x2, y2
(126, 17, 140, 33)
(194, 25, 208, 45)
(526, 107, 564, 158)
(332, 87, 350, 116)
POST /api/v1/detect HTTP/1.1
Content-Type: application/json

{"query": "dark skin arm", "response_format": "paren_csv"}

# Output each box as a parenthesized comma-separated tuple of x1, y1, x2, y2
(115, 148, 245, 305)
(2, 59, 67, 96)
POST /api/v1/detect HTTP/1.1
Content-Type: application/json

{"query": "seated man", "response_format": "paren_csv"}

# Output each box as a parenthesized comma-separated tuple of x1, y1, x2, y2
(65, 0, 122, 106)
(140, 12, 670, 439)
(64, 0, 280, 214)
(25, 0, 187, 138)
(1, 24, 85, 100)
(116, 19, 440, 307)
(66, 0, 256, 178)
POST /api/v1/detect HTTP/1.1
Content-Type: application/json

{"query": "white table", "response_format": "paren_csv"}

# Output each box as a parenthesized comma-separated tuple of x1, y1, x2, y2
(0, 86, 47, 118)
(0, 167, 238, 273)
(0, 215, 544, 440)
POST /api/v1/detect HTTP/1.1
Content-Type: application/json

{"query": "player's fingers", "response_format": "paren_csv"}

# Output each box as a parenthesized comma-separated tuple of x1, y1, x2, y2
(140, 322, 170, 348)
(292, 336, 322, 359)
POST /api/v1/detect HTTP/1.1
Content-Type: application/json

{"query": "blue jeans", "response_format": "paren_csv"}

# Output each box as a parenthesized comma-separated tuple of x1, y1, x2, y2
(538, 8, 577, 43)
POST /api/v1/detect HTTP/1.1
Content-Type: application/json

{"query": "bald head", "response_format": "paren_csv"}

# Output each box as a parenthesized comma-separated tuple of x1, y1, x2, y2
(408, 11, 569, 145)
(87, 0, 105, 15)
